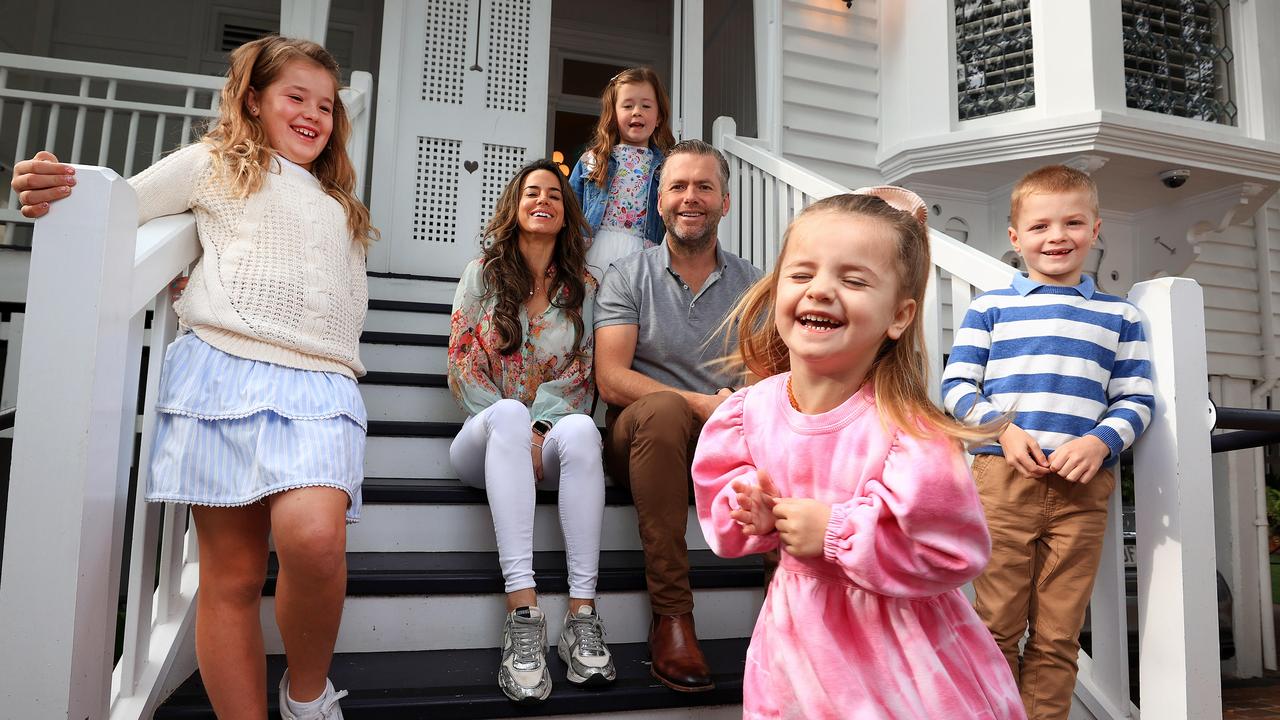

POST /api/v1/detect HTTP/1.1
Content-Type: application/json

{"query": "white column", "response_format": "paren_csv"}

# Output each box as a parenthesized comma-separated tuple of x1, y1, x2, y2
(879, 0, 953, 148)
(672, 0, 704, 140)
(1030, 0, 1126, 115)
(0, 168, 139, 718)
(1129, 277, 1223, 720)
(280, 0, 331, 44)
(752, 0, 781, 151)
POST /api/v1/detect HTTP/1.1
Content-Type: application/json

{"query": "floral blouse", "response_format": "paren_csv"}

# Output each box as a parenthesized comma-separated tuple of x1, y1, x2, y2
(600, 144, 656, 245)
(447, 258, 597, 424)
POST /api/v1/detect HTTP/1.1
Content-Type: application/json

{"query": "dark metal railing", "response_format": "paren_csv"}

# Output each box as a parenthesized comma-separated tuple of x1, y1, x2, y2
(1211, 403, 1280, 453)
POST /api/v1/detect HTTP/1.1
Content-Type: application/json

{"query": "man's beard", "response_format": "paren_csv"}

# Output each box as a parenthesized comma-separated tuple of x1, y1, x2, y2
(662, 205, 722, 255)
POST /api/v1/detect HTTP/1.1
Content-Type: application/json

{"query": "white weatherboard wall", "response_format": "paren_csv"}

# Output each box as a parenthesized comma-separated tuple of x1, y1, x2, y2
(1184, 221, 1264, 380)
(778, 0, 881, 189)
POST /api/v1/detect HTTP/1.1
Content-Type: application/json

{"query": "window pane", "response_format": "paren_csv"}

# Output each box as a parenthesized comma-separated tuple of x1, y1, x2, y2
(1122, 0, 1236, 125)
(955, 0, 1035, 121)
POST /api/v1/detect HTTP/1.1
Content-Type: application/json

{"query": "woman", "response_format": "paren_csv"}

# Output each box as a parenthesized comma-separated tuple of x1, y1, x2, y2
(447, 159, 613, 706)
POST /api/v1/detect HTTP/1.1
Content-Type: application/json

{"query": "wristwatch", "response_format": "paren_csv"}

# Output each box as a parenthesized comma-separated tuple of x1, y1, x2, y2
(531, 419, 553, 437)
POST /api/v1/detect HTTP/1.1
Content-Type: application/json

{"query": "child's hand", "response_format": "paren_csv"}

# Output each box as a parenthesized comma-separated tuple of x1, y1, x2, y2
(730, 470, 779, 536)
(771, 498, 832, 558)
(1048, 435, 1110, 483)
(10, 151, 76, 218)
(999, 423, 1051, 478)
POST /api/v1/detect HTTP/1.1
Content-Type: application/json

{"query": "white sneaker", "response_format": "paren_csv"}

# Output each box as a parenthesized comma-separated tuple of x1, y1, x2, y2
(278, 669, 347, 720)
(558, 604, 616, 686)
(499, 606, 552, 704)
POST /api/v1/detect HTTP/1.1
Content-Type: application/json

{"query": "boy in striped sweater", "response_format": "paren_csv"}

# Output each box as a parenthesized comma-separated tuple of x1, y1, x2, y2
(941, 165, 1154, 720)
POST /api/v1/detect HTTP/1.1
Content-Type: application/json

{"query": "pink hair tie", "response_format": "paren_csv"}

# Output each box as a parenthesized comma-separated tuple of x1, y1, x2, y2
(852, 185, 929, 226)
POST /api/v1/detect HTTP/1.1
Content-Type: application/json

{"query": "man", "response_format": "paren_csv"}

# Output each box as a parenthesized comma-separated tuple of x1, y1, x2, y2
(593, 139, 762, 692)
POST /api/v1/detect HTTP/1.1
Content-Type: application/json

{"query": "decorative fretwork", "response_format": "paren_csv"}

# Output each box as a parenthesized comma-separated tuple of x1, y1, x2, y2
(1122, 0, 1236, 125)
(954, 0, 1035, 121)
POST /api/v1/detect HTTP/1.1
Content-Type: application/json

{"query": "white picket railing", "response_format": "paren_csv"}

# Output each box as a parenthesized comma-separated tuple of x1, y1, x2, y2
(713, 116, 1221, 720)
(0, 52, 373, 243)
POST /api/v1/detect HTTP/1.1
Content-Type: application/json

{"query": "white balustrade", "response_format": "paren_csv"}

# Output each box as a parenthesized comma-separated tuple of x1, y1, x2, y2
(713, 115, 1220, 720)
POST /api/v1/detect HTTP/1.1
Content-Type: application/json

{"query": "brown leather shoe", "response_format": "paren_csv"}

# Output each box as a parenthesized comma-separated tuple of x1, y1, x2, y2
(648, 612, 714, 692)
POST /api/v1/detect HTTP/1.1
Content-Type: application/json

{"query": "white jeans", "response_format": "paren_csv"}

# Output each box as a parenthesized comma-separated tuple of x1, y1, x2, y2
(450, 399, 605, 598)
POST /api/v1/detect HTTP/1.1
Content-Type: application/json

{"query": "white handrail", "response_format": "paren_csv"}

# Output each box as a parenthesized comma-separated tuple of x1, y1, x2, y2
(0, 165, 201, 719)
(712, 115, 1220, 720)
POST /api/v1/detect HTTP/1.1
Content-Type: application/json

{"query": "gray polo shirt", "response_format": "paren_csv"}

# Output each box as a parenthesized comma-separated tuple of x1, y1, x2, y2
(594, 242, 763, 393)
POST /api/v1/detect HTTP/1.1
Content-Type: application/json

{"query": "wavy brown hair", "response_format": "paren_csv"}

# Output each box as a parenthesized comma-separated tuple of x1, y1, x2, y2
(723, 194, 999, 443)
(584, 67, 675, 187)
(202, 35, 376, 247)
(480, 159, 591, 356)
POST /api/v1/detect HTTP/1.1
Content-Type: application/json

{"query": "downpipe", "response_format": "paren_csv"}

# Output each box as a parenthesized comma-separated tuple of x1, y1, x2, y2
(1250, 207, 1278, 670)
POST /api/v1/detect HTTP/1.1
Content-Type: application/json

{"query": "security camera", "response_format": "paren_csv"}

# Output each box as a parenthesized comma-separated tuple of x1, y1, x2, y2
(1159, 169, 1190, 189)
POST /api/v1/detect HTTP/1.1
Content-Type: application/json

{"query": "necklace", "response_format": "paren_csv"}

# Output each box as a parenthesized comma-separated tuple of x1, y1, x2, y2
(786, 376, 801, 411)
(528, 265, 556, 297)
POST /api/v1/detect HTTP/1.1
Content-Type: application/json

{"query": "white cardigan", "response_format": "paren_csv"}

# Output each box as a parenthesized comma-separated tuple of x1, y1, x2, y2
(130, 143, 368, 377)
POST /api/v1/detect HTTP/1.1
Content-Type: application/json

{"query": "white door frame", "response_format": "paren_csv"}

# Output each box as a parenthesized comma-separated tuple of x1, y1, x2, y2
(671, 0, 703, 140)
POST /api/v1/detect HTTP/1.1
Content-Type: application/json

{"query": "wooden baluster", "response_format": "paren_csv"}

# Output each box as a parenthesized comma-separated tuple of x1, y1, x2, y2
(97, 80, 117, 167)
(70, 77, 89, 163)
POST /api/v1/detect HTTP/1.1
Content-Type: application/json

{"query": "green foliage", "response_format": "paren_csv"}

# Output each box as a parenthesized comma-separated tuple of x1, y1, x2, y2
(1268, 486, 1280, 534)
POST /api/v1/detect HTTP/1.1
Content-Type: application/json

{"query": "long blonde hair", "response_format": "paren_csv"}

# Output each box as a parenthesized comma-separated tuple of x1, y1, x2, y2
(203, 35, 377, 247)
(724, 194, 998, 443)
(584, 67, 675, 187)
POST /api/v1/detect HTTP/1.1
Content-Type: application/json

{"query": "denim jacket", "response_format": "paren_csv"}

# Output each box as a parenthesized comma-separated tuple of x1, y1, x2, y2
(568, 144, 666, 247)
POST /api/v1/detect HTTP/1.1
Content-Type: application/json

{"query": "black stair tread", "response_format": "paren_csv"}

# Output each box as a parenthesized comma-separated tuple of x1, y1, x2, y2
(361, 330, 448, 347)
(359, 371, 448, 387)
(362, 478, 641, 506)
(368, 298, 451, 314)
(263, 550, 763, 596)
(368, 420, 459, 437)
(367, 270, 459, 283)
(156, 637, 748, 718)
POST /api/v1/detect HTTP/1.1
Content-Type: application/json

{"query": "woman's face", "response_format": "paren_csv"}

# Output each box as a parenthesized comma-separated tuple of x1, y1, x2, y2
(517, 169, 566, 238)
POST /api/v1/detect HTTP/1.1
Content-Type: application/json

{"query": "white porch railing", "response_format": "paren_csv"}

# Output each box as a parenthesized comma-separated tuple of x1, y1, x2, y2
(0, 52, 373, 244)
(713, 116, 1222, 720)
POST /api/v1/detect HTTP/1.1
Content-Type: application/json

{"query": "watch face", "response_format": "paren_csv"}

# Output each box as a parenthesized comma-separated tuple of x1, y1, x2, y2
(533, 420, 552, 435)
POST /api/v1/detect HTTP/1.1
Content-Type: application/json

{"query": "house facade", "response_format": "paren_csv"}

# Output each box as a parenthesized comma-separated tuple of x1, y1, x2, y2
(1, 1, 1278, 718)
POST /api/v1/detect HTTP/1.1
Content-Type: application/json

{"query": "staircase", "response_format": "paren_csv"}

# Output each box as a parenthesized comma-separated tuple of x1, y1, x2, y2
(154, 276, 762, 718)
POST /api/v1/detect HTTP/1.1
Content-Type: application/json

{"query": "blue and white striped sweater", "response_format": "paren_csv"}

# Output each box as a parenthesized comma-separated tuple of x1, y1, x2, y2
(941, 274, 1154, 465)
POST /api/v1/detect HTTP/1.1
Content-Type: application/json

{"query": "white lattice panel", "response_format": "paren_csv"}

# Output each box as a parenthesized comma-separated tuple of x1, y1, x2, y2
(485, 0, 532, 112)
(414, 137, 462, 243)
(480, 143, 527, 228)
(421, 0, 469, 104)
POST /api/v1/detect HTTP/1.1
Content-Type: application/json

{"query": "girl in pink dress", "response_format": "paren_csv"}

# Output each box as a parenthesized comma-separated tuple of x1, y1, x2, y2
(692, 188, 1025, 720)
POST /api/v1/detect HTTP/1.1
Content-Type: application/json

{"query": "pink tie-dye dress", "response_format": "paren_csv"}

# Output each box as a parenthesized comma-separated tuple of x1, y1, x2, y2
(692, 375, 1026, 720)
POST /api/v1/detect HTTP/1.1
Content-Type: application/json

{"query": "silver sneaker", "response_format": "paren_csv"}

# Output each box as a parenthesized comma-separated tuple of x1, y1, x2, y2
(277, 670, 347, 720)
(499, 606, 552, 704)
(557, 605, 616, 686)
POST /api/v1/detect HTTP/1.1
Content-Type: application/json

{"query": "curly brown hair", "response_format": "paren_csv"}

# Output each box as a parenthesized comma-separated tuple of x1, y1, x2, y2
(203, 35, 376, 247)
(480, 159, 591, 356)
(584, 67, 675, 187)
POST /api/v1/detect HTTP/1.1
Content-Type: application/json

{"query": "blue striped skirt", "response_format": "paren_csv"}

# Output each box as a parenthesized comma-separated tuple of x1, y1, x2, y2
(146, 333, 367, 523)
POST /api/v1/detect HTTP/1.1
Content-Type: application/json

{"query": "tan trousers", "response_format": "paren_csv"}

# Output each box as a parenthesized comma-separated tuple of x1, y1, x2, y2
(603, 391, 701, 615)
(970, 453, 1116, 720)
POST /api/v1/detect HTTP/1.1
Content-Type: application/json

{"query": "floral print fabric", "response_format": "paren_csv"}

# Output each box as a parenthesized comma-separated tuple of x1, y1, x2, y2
(447, 258, 597, 424)
(599, 144, 656, 245)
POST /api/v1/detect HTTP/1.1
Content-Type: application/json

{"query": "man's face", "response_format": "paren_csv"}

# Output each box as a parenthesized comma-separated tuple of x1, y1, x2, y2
(658, 153, 729, 252)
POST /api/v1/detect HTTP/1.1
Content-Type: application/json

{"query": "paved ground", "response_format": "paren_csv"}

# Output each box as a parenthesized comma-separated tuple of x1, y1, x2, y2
(1224, 674, 1280, 719)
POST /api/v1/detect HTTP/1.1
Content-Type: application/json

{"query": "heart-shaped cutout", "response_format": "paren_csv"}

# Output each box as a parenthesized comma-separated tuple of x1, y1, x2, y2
(464, 160, 479, 173)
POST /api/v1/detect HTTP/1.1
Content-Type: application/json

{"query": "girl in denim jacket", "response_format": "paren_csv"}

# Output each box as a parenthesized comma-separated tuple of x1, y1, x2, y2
(568, 67, 675, 281)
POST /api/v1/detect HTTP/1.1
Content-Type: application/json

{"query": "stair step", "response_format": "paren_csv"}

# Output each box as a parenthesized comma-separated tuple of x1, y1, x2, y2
(362, 478, 640, 506)
(369, 298, 452, 315)
(360, 371, 448, 388)
(366, 435, 453, 478)
(361, 342, 447, 374)
(361, 331, 448, 347)
(263, 550, 759, 597)
(366, 307, 450, 335)
(367, 272, 459, 304)
(361, 380, 464, 423)
(352, 491, 709, 554)
(156, 638, 748, 719)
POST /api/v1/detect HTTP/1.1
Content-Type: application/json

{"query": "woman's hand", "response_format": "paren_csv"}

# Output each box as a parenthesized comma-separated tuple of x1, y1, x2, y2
(10, 151, 76, 219)
(531, 443, 544, 483)
(730, 469, 779, 536)
(772, 498, 832, 558)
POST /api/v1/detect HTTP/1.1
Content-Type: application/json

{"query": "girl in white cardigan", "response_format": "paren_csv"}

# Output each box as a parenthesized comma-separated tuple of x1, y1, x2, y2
(11, 36, 375, 720)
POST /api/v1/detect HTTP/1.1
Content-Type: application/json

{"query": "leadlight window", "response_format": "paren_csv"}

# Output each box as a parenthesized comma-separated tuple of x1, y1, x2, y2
(955, 0, 1035, 121)
(1122, 0, 1237, 125)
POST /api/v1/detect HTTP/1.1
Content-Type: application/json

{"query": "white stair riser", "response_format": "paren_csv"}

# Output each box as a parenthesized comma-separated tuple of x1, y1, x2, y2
(350, 504, 711, 553)
(365, 308, 450, 335)
(366, 435, 454, 477)
(361, 384, 466, 422)
(261, 587, 764, 653)
(360, 343, 447, 374)
(368, 276, 458, 304)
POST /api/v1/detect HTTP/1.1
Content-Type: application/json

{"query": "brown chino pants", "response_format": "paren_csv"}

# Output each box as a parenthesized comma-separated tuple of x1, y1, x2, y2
(604, 391, 701, 615)
(970, 453, 1116, 720)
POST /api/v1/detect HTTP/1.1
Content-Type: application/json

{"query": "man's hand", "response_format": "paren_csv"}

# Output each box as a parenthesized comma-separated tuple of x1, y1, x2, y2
(999, 423, 1051, 478)
(691, 387, 733, 423)
(730, 469, 779, 536)
(772, 498, 832, 558)
(1048, 435, 1110, 483)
